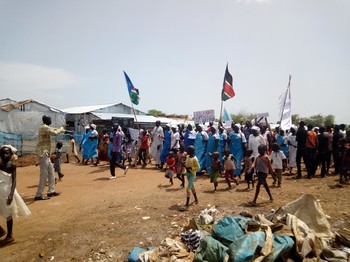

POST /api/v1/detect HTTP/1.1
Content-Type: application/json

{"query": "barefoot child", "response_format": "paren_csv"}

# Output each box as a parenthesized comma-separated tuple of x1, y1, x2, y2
(222, 149, 239, 189)
(269, 143, 286, 187)
(164, 151, 176, 185)
(53, 142, 64, 182)
(176, 146, 187, 188)
(210, 152, 221, 191)
(243, 149, 255, 190)
(0, 145, 31, 245)
(184, 146, 200, 208)
(249, 144, 274, 206)
(66, 135, 81, 163)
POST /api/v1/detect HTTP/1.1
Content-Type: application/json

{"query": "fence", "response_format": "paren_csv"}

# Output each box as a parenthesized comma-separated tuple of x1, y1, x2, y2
(0, 131, 83, 156)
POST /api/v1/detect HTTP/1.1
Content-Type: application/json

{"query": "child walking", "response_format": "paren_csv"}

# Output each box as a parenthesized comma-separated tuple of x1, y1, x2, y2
(210, 152, 221, 191)
(53, 142, 64, 182)
(139, 130, 149, 168)
(249, 144, 274, 206)
(0, 145, 31, 245)
(243, 149, 255, 190)
(222, 149, 239, 189)
(269, 143, 287, 187)
(164, 151, 176, 185)
(66, 135, 81, 163)
(176, 146, 187, 188)
(184, 146, 200, 208)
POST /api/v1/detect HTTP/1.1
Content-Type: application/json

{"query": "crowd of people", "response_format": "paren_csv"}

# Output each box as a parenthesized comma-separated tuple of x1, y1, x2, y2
(77, 118, 350, 205)
(0, 115, 349, 246)
(63, 119, 350, 194)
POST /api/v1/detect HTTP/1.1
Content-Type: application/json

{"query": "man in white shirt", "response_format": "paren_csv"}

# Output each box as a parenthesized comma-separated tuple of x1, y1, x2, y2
(150, 121, 164, 168)
(248, 126, 266, 158)
(170, 126, 180, 152)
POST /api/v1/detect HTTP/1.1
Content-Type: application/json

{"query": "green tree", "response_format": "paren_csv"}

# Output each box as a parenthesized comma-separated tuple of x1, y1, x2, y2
(292, 114, 300, 124)
(304, 114, 322, 127)
(324, 115, 335, 127)
(231, 110, 256, 124)
(147, 109, 163, 116)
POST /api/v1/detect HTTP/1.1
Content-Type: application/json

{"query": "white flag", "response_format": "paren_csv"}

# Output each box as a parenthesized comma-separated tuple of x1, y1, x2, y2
(278, 89, 292, 131)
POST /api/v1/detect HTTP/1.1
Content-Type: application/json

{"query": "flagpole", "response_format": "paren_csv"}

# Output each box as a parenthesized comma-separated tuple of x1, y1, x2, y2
(219, 100, 223, 123)
(279, 75, 292, 129)
(129, 99, 140, 130)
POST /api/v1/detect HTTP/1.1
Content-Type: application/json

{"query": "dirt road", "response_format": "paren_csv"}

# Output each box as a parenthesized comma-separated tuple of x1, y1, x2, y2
(1, 159, 349, 261)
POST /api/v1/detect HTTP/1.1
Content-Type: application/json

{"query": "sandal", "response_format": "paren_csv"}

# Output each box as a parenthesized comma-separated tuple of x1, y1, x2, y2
(0, 236, 14, 246)
(248, 201, 257, 207)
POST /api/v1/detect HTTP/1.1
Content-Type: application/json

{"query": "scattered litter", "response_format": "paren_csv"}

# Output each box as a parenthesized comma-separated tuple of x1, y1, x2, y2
(131, 194, 350, 262)
(142, 216, 150, 220)
(180, 229, 202, 251)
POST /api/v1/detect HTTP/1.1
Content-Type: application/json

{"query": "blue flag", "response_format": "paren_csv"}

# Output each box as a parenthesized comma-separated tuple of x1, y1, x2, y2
(123, 71, 140, 105)
(222, 107, 232, 122)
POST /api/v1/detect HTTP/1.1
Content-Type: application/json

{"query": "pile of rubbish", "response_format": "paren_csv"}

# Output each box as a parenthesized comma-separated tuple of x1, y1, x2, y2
(128, 194, 350, 262)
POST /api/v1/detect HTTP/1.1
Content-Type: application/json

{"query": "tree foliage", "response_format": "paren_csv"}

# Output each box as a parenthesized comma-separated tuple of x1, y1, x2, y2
(147, 109, 188, 119)
(231, 110, 257, 124)
(148, 108, 340, 127)
(147, 109, 164, 116)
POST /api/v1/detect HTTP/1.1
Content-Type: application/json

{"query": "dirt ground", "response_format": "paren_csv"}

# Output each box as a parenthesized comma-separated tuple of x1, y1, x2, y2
(1, 155, 350, 262)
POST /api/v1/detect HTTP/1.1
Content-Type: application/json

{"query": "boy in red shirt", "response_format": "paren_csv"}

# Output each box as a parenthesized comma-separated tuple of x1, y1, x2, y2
(165, 151, 177, 185)
(139, 130, 149, 168)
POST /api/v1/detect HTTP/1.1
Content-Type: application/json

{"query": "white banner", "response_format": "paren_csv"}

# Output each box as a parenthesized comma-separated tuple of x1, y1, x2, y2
(193, 109, 215, 124)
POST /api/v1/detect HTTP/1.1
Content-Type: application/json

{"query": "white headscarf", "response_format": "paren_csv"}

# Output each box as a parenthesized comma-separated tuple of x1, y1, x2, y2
(1, 145, 18, 160)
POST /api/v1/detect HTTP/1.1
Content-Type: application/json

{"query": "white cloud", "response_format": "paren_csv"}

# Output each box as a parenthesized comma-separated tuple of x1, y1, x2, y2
(0, 62, 83, 90)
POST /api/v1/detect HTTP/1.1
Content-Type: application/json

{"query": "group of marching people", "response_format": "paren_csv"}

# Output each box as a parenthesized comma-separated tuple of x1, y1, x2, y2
(75, 119, 350, 188)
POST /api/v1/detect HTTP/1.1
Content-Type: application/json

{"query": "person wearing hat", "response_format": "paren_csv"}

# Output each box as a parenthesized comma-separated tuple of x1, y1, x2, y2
(88, 124, 99, 166)
(160, 124, 172, 170)
(0, 145, 31, 244)
(194, 124, 209, 174)
(34, 115, 65, 200)
(170, 126, 180, 152)
(109, 124, 128, 179)
(248, 125, 266, 158)
(150, 121, 164, 169)
(183, 124, 196, 152)
(80, 125, 92, 164)
(228, 123, 247, 178)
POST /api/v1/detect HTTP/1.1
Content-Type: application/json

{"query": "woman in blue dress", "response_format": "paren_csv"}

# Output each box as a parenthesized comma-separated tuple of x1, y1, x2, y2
(205, 127, 219, 174)
(194, 125, 208, 174)
(277, 128, 289, 158)
(183, 124, 195, 152)
(228, 124, 246, 177)
(218, 126, 227, 164)
(160, 125, 172, 169)
(81, 126, 92, 164)
(88, 124, 99, 165)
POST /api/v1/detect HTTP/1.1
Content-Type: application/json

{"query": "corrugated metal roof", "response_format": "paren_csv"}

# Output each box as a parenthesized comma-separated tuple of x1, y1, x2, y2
(92, 112, 183, 125)
(92, 112, 157, 122)
(62, 104, 116, 114)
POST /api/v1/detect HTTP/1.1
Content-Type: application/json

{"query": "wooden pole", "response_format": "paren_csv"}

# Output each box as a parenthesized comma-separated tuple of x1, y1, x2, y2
(219, 100, 223, 123)
(130, 101, 140, 130)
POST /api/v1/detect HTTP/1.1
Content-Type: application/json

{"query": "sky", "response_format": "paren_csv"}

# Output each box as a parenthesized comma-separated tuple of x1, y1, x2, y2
(0, 0, 349, 124)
